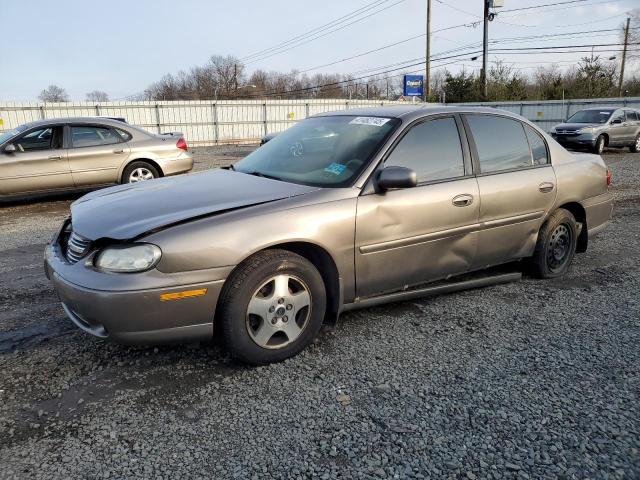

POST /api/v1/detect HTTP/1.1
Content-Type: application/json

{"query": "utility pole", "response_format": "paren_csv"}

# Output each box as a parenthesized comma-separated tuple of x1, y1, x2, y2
(481, 0, 489, 99)
(425, 0, 431, 101)
(619, 17, 630, 97)
(234, 64, 238, 99)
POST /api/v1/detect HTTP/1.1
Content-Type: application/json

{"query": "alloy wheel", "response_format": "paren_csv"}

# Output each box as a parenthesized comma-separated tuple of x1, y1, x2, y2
(129, 167, 155, 183)
(246, 274, 312, 349)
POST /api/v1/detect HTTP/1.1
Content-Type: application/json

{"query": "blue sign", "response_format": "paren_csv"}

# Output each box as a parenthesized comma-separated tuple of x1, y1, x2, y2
(403, 75, 424, 96)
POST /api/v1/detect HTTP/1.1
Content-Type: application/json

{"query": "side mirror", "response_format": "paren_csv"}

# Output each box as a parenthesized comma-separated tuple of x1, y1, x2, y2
(376, 166, 417, 192)
(3, 143, 16, 153)
(611, 118, 622, 125)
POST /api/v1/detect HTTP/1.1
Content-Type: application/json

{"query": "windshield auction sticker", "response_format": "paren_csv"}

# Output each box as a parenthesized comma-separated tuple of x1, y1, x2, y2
(324, 162, 347, 175)
(349, 117, 391, 127)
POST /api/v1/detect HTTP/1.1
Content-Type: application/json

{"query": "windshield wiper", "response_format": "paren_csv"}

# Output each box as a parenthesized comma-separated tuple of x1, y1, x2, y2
(244, 170, 283, 182)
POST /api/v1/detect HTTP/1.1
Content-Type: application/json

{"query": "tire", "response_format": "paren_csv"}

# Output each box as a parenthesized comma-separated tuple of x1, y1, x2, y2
(122, 161, 159, 184)
(630, 134, 640, 153)
(593, 135, 605, 155)
(217, 249, 326, 365)
(529, 208, 578, 279)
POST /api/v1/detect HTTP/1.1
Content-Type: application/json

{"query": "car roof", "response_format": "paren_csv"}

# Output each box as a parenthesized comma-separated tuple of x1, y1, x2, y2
(312, 104, 527, 122)
(20, 117, 128, 129)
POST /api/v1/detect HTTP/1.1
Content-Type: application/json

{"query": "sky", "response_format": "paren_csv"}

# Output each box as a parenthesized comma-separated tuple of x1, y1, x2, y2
(0, 0, 637, 101)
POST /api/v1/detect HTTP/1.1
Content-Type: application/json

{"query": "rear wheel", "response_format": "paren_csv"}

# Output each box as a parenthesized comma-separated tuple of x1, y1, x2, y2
(593, 135, 605, 155)
(122, 161, 159, 184)
(630, 134, 640, 153)
(217, 249, 326, 365)
(529, 208, 578, 279)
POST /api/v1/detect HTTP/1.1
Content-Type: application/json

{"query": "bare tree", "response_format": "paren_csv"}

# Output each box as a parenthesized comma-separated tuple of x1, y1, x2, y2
(86, 90, 109, 102)
(39, 85, 69, 102)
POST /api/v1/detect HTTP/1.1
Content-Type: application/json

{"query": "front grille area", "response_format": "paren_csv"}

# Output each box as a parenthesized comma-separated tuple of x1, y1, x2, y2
(65, 231, 93, 263)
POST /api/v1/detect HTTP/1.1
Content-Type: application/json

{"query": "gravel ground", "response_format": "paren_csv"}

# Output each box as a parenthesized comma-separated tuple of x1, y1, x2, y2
(0, 148, 638, 479)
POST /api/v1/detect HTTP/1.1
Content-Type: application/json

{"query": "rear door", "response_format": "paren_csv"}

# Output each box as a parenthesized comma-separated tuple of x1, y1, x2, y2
(66, 124, 130, 186)
(462, 114, 556, 269)
(0, 125, 71, 195)
(355, 115, 480, 297)
(624, 110, 640, 144)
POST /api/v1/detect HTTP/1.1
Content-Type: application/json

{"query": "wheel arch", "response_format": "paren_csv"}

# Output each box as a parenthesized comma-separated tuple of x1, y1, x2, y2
(558, 201, 588, 253)
(119, 158, 164, 183)
(217, 241, 342, 328)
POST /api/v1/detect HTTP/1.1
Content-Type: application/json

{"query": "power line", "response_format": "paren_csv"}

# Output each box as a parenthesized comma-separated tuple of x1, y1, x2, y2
(500, 0, 589, 14)
(240, 0, 390, 61)
(296, 28, 626, 75)
(246, 42, 629, 98)
(244, 0, 407, 65)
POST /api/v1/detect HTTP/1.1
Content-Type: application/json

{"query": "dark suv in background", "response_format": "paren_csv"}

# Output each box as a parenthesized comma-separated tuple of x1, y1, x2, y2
(550, 107, 640, 154)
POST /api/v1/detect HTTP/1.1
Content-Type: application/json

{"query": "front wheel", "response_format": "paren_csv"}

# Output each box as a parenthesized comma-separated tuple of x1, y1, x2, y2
(593, 135, 605, 155)
(217, 249, 326, 365)
(529, 208, 578, 279)
(630, 134, 640, 153)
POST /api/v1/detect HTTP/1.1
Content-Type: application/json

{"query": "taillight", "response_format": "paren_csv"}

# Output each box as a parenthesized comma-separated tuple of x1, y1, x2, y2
(176, 137, 188, 151)
(606, 167, 612, 186)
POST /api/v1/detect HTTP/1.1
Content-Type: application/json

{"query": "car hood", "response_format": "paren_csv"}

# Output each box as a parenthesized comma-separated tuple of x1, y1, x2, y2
(554, 122, 603, 131)
(71, 169, 320, 240)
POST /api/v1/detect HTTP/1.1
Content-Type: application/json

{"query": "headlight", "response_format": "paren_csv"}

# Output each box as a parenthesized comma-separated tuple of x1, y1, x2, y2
(576, 127, 594, 134)
(549, 127, 556, 134)
(95, 244, 161, 272)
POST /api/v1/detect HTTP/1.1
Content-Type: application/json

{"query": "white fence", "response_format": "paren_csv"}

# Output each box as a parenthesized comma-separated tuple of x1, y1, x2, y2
(452, 97, 640, 132)
(0, 99, 404, 146)
(2, 97, 638, 144)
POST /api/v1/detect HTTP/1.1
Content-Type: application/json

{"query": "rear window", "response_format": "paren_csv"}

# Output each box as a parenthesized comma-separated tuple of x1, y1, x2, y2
(115, 128, 132, 142)
(466, 115, 532, 173)
(71, 126, 122, 148)
(524, 124, 549, 166)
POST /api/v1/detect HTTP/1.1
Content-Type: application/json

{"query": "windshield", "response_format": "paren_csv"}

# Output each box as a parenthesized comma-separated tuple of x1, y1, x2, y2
(566, 110, 614, 124)
(235, 115, 400, 187)
(0, 126, 26, 145)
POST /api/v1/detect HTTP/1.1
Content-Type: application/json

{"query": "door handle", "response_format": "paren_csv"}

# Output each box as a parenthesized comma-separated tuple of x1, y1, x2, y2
(539, 182, 555, 193)
(48, 155, 62, 160)
(113, 149, 124, 154)
(452, 194, 474, 207)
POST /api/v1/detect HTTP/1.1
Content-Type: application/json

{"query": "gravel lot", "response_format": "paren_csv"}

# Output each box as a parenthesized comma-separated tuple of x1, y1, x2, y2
(0, 147, 638, 479)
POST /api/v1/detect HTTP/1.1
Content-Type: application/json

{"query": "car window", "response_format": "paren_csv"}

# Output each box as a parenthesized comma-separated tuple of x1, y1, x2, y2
(384, 117, 465, 183)
(71, 126, 122, 148)
(14, 126, 63, 152)
(524, 124, 549, 166)
(566, 110, 613, 124)
(625, 110, 638, 121)
(611, 110, 625, 123)
(466, 115, 532, 173)
(115, 128, 132, 142)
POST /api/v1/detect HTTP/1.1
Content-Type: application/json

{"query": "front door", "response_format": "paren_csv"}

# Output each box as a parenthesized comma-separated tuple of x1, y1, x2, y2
(0, 125, 71, 195)
(66, 124, 130, 186)
(355, 115, 479, 298)
(463, 114, 557, 268)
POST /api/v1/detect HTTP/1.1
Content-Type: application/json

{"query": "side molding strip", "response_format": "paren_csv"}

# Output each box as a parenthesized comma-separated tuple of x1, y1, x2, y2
(342, 272, 522, 312)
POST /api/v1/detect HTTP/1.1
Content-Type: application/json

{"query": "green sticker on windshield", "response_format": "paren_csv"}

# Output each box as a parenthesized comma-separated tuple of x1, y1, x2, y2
(324, 163, 347, 175)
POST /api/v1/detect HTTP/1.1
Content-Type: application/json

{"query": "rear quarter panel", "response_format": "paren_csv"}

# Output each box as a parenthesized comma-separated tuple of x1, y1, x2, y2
(551, 144, 613, 232)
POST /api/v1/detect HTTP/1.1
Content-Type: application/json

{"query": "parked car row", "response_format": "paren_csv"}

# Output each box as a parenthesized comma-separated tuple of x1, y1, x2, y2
(0, 117, 193, 197)
(43, 105, 613, 364)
